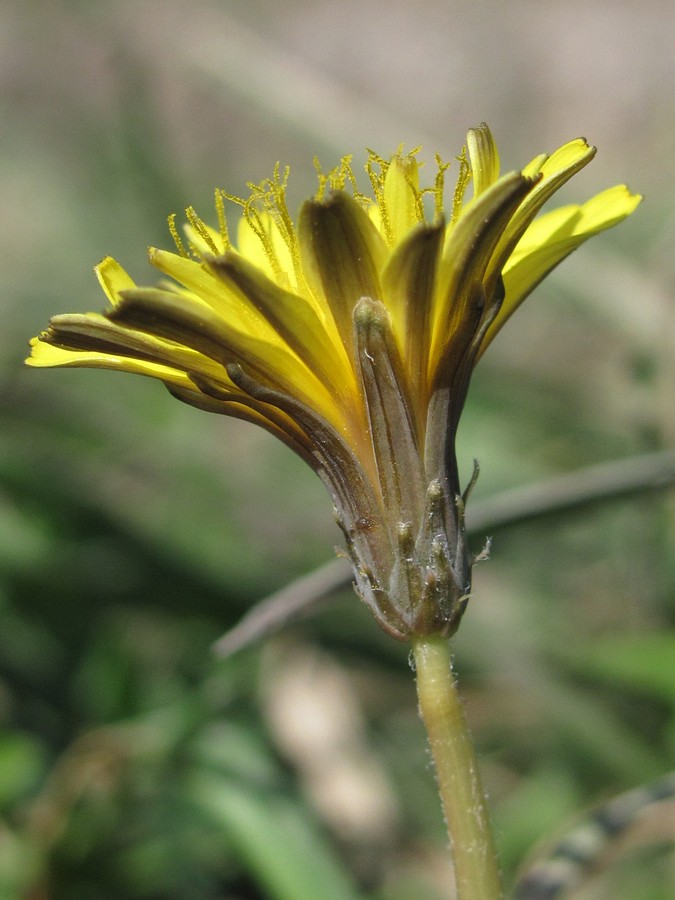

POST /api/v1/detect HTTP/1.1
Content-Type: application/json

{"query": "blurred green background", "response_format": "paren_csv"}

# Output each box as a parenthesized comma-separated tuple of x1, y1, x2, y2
(1, 0, 674, 897)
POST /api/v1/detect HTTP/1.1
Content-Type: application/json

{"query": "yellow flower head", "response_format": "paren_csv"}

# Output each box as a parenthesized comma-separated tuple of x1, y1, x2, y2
(27, 125, 641, 639)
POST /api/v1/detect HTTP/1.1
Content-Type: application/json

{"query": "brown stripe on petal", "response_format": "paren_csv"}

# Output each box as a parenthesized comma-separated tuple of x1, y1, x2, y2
(298, 192, 387, 358)
(109, 288, 339, 428)
(425, 281, 502, 522)
(431, 173, 537, 383)
(188, 371, 317, 469)
(42, 313, 219, 377)
(226, 363, 378, 509)
(380, 221, 444, 407)
(170, 381, 318, 470)
(431, 281, 486, 398)
(425, 281, 488, 493)
(447, 279, 504, 437)
(206, 252, 355, 402)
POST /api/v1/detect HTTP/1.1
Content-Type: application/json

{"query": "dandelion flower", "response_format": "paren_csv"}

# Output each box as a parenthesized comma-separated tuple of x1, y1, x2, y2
(27, 124, 641, 640)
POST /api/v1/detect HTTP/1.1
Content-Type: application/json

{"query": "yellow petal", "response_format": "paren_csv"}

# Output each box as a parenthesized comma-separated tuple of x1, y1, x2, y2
(566, 183, 642, 232)
(487, 140, 597, 282)
(236, 209, 297, 290)
(94, 257, 136, 306)
(521, 153, 548, 178)
(481, 185, 642, 352)
(109, 289, 342, 429)
(184, 221, 227, 257)
(383, 153, 422, 245)
(540, 138, 596, 176)
(506, 185, 642, 290)
(27, 334, 194, 390)
(508, 139, 596, 232)
(149, 247, 279, 345)
(432, 172, 536, 377)
(207, 253, 356, 400)
(30, 312, 227, 385)
(467, 123, 500, 197)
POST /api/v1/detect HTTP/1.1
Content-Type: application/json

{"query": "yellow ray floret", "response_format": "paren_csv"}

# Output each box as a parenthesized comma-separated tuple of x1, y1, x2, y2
(28, 125, 641, 480)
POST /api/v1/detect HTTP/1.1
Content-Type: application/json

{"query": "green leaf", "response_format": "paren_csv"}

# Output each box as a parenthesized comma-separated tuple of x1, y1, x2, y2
(190, 773, 362, 900)
(570, 633, 675, 705)
(0, 826, 43, 898)
(0, 732, 46, 807)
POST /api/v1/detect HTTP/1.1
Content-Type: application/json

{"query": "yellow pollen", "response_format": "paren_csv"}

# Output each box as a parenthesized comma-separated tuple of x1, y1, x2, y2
(334, 155, 359, 195)
(223, 165, 306, 289)
(313, 157, 329, 200)
(365, 150, 392, 243)
(246, 205, 284, 281)
(431, 153, 452, 222)
(451, 147, 472, 224)
(185, 206, 219, 255)
(167, 213, 188, 258)
(406, 169, 425, 222)
(315, 155, 359, 199)
(214, 189, 231, 251)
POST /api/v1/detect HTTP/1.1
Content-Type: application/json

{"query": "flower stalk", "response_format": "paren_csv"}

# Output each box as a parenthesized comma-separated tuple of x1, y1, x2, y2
(413, 635, 502, 899)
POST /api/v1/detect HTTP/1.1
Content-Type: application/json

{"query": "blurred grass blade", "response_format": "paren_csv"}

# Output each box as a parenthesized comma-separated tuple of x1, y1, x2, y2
(190, 774, 362, 900)
(567, 633, 675, 705)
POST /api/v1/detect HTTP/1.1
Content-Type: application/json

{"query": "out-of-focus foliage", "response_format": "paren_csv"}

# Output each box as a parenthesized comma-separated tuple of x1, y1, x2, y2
(1, 0, 674, 897)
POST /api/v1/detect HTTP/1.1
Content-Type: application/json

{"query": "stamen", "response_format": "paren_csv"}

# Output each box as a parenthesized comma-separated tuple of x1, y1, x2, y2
(365, 150, 392, 244)
(246, 207, 284, 281)
(235, 164, 305, 290)
(264, 165, 295, 249)
(214, 189, 231, 250)
(432, 153, 452, 222)
(185, 206, 219, 256)
(315, 154, 358, 198)
(451, 148, 472, 224)
(225, 183, 285, 282)
(219, 187, 278, 279)
(399, 153, 425, 223)
(336, 155, 359, 195)
(167, 214, 188, 258)
(313, 157, 329, 200)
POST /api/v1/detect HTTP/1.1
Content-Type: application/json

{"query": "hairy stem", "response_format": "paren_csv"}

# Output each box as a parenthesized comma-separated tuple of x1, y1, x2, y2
(412, 634, 502, 899)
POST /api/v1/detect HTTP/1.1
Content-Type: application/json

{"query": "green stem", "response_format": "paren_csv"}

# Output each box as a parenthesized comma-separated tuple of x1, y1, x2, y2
(411, 634, 502, 900)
